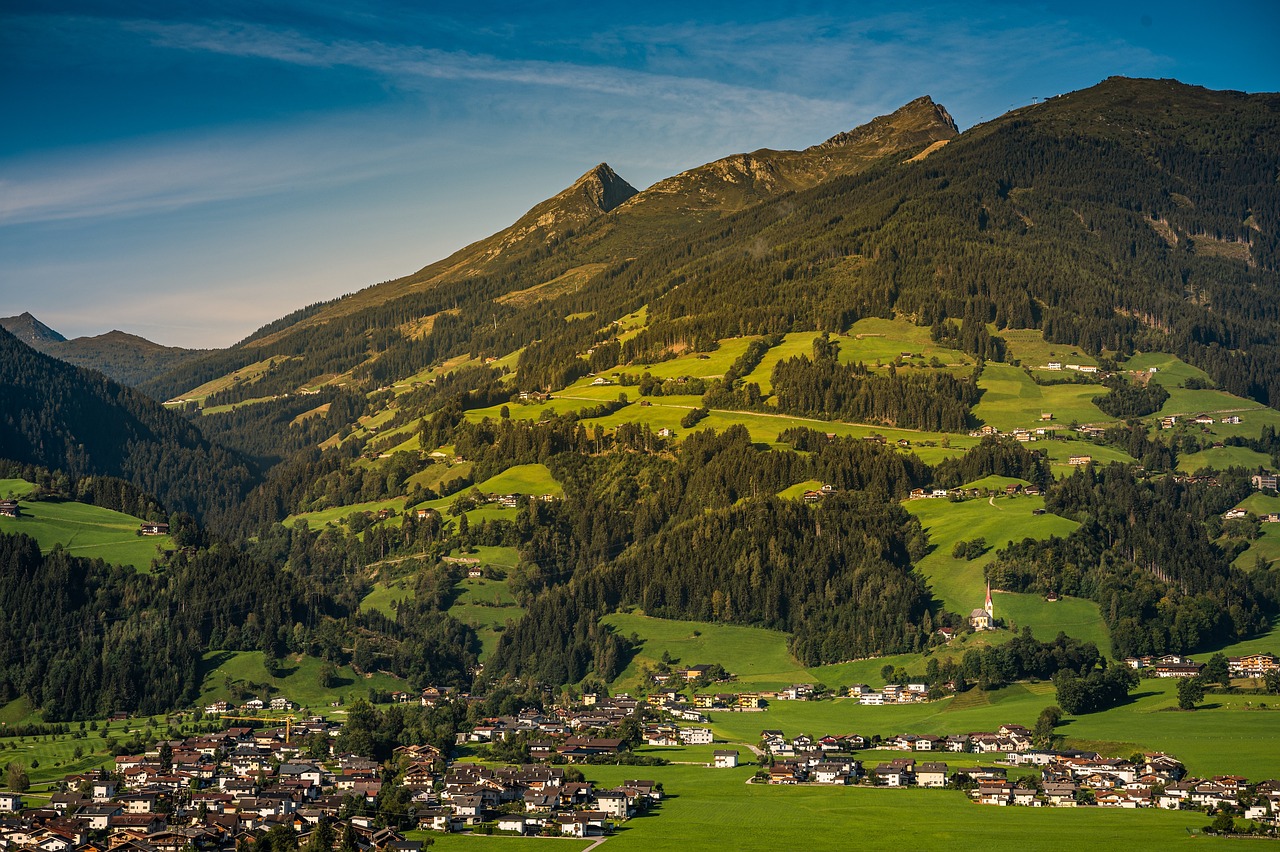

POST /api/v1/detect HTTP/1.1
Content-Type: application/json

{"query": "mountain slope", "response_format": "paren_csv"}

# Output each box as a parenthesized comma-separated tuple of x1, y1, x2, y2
(141, 101, 958, 404)
(0, 311, 65, 346)
(0, 327, 253, 521)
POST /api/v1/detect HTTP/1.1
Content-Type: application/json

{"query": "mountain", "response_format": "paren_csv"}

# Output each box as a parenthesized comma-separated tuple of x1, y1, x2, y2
(0, 311, 66, 347)
(0, 313, 204, 386)
(0, 327, 253, 522)
(616, 95, 957, 219)
(140, 100, 958, 403)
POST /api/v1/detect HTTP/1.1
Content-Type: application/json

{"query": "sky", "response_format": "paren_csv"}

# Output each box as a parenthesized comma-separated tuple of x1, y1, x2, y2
(2, 1, 1278, 348)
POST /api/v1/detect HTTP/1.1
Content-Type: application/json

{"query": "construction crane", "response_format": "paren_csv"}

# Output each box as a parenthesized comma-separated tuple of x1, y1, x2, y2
(219, 714, 296, 743)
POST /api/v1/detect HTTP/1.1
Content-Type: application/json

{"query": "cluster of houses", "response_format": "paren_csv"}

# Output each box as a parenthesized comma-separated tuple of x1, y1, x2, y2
(1117, 653, 1279, 679)
(0, 717, 656, 848)
(846, 683, 933, 705)
(0, 720, 440, 852)
(908, 483, 1043, 501)
(203, 698, 295, 715)
(1042, 362, 1101, 374)
(429, 763, 659, 837)
(751, 726, 1280, 821)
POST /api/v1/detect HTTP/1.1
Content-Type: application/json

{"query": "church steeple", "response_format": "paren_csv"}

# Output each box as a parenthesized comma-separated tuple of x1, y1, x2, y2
(984, 580, 994, 619)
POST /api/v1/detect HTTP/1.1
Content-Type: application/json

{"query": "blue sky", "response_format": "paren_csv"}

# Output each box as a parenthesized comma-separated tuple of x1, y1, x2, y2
(2, 1, 1277, 348)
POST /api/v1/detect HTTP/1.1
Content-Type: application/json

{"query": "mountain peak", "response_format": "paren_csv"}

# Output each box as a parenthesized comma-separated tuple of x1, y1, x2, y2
(0, 311, 66, 347)
(571, 163, 639, 213)
(819, 95, 958, 149)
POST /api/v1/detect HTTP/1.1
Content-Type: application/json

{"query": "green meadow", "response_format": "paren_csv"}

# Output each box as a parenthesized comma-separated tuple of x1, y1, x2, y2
(0, 479, 36, 498)
(447, 577, 525, 657)
(973, 364, 1111, 431)
(197, 650, 406, 710)
(579, 764, 1246, 851)
(1179, 446, 1274, 475)
(0, 494, 173, 571)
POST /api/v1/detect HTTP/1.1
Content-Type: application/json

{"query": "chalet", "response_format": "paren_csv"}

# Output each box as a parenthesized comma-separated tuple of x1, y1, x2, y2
(1192, 414, 1216, 425)
(139, 522, 169, 536)
(1153, 660, 1203, 678)
(0, 793, 22, 812)
(0, 500, 20, 518)
(737, 693, 761, 710)
(657, 428, 675, 438)
(1223, 508, 1248, 520)
(1068, 456, 1092, 466)
(909, 488, 926, 499)
(713, 750, 739, 769)
(1046, 362, 1062, 370)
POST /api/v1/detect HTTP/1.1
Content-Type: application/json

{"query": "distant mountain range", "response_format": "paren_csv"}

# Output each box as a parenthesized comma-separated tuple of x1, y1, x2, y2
(0, 312, 204, 386)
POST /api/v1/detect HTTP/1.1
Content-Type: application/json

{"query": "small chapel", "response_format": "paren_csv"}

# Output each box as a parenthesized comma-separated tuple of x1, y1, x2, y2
(969, 582, 995, 631)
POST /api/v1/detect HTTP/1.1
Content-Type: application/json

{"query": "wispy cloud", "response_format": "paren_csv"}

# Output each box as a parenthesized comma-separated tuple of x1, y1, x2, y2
(0, 117, 425, 225)
(129, 19, 842, 129)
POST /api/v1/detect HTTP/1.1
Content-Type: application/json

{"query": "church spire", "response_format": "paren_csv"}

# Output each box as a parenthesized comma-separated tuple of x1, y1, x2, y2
(984, 580, 994, 619)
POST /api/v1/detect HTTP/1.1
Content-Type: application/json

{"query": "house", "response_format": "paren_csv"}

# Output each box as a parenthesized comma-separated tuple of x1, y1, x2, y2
(139, 522, 169, 535)
(713, 750, 739, 769)
(0, 793, 22, 812)
(977, 781, 1013, 805)
(680, 727, 713, 746)
(1252, 474, 1279, 491)
(1068, 456, 1092, 466)
(916, 762, 948, 788)
(657, 428, 675, 438)
(1046, 362, 1062, 370)
(0, 500, 20, 518)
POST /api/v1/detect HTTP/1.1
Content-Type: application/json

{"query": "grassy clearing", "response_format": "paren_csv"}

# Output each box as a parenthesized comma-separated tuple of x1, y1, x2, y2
(284, 497, 406, 529)
(1234, 524, 1280, 570)
(904, 497, 1109, 651)
(604, 612, 811, 692)
(1179, 446, 1273, 475)
(582, 763, 1241, 851)
(1002, 329, 1097, 369)
(973, 365, 1110, 432)
(0, 498, 172, 571)
(361, 580, 413, 617)
(197, 651, 405, 710)
(959, 474, 1031, 491)
(777, 479, 824, 500)
(448, 578, 524, 658)
(173, 355, 291, 404)
(477, 464, 562, 497)
(838, 317, 972, 369)
(0, 479, 36, 498)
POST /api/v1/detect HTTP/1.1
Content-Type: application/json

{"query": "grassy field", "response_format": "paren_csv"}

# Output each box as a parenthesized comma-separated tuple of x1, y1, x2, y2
(477, 464, 563, 497)
(0, 496, 173, 571)
(905, 497, 1079, 610)
(973, 365, 1110, 432)
(1234, 524, 1280, 570)
(284, 497, 407, 529)
(577, 763, 1243, 851)
(1002, 329, 1097, 369)
(0, 479, 36, 498)
(839, 317, 973, 369)
(1179, 446, 1274, 475)
(197, 650, 406, 710)
(447, 577, 525, 658)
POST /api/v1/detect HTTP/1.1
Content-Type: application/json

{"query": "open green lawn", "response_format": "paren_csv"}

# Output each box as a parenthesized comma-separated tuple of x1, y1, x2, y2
(448, 578, 524, 658)
(605, 612, 811, 691)
(627, 336, 759, 381)
(0, 479, 36, 498)
(1002, 329, 1097, 369)
(1178, 446, 1274, 475)
(777, 479, 824, 500)
(361, 580, 413, 617)
(741, 332, 817, 393)
(1038, 438, 1136, 475)
(973, 365, 1111, 432)
(959, 474, 1031, 492)
(284, 497, 407, 529)
(1234, 524, 1280, 570)
(197, 650, 406, 710)
(906, 497, 1078, 611)
(476, 464, 562, 497)
(839, 317, 973, 370)
(0, 497, 172, 571)
(575, 764, 1249, 851)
